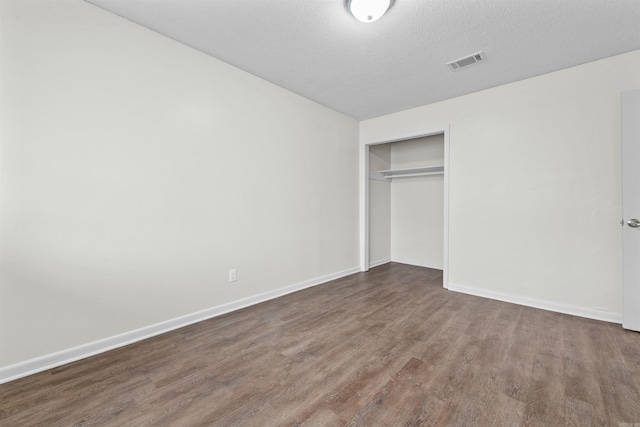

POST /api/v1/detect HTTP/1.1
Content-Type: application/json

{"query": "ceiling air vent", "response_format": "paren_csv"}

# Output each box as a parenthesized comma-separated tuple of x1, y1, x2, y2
(447, 51, 486, 71)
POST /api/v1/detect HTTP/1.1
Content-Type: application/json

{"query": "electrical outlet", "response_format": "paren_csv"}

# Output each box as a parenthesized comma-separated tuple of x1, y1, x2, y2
(229, 269, 237, 282)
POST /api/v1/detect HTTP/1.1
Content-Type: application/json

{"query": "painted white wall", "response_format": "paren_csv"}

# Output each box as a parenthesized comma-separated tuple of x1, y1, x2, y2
(390, 135, 444, 269)
(361, 50, 640, 319)
(0, 0, 358, 367)
(368, 145, 391, 265)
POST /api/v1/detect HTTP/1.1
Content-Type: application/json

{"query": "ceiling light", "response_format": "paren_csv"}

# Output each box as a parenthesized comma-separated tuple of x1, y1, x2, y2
(347, 0, 391, 23)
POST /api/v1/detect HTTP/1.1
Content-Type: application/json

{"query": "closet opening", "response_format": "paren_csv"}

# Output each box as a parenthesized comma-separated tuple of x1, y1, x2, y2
(359, 127, 449, 288)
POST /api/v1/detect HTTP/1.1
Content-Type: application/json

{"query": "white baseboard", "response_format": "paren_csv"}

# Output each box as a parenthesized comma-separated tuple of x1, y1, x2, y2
(0, 266, 361, 385)
(369, 258, 391, 268)
(390, 258, 443, 271)
(447, 282, 622, 324)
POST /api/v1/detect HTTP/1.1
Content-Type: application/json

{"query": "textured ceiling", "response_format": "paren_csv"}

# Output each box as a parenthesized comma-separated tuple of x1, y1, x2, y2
(86, 0, 640, 120)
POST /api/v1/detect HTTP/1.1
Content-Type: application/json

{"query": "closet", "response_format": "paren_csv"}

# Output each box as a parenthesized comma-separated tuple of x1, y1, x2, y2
(368, 134, 445, 271)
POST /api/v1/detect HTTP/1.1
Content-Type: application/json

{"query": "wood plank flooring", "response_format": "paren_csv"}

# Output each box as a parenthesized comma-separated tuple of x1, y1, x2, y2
(1, 263, 639, 426)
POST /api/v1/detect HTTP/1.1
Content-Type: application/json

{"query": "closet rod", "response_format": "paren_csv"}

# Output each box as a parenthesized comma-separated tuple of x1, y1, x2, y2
(378, 165, 444, 179)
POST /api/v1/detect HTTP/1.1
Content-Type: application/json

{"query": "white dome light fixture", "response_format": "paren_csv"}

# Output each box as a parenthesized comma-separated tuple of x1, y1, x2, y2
(347, 0, 392, 23)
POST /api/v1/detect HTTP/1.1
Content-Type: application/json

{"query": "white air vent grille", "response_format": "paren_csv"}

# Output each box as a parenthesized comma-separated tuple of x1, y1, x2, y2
(447, 51, 486, 71)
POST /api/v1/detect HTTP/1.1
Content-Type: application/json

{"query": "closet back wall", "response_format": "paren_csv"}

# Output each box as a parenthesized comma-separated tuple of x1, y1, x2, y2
(391, 136, 444, 269)
(0, 0, 359, 368)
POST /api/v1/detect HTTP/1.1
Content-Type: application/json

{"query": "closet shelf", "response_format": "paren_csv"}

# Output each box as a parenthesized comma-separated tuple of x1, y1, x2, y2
(378, 166, 444, 179)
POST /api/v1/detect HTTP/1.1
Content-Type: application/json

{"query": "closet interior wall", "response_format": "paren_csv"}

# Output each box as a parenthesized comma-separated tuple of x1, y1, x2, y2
(369, 144, 391, 266)
(369, 135, 444, 269)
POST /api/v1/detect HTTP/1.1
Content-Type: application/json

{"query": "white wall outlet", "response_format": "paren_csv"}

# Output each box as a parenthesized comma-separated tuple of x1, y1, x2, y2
(229, 269, 237, 282)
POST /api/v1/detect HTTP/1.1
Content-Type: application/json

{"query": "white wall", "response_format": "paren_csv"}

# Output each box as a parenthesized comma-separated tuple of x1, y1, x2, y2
(368, 144, 391, 265)
(390, 135, 444, 269)
(0, 0, 359, 367)
(361, 50, 640, 320)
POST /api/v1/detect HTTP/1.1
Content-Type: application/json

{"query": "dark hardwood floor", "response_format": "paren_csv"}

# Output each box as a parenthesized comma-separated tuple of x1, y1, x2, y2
(1, 263, 639, 426)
